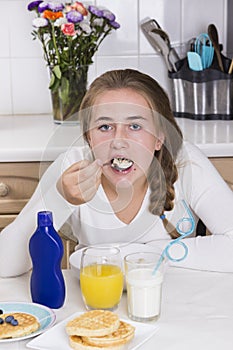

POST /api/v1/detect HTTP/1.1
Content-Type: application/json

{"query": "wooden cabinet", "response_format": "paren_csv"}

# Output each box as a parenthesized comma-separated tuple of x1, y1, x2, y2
(0, 162, 50, 229)
(210, 157, 233, 190)
(0, 162, 76, 268)
(0, 162, 41, 228)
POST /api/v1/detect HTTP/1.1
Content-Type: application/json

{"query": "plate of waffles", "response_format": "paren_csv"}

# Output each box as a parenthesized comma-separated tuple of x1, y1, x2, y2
(27, 310, 159, 350)
(0, 302, 56, 343)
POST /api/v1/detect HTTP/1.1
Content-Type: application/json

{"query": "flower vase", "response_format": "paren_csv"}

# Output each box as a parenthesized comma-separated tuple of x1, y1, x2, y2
(50, 66, 88, 124)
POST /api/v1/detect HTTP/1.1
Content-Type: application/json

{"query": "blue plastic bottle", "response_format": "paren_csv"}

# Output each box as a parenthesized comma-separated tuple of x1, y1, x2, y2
(29, 211, 65, 308)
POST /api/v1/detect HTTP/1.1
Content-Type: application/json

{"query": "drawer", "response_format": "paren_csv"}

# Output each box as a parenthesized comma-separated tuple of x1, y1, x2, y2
(0, 162, 50, 215)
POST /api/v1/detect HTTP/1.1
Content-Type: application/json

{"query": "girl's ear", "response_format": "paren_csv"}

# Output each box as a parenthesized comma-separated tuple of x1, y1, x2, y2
(155, 133, 165, 151)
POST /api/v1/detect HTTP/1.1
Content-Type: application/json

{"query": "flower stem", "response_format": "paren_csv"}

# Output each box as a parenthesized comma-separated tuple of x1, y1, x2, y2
(38, 31, 51, 66)
(51, 23, 60, 65)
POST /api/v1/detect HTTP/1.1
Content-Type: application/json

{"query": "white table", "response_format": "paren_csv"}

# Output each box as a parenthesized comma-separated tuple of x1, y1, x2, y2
(1, 267, 233, 349)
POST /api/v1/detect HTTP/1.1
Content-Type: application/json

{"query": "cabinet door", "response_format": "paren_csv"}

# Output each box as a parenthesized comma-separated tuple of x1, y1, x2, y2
(210, 158, 233, 191)
(0, 162, 50, 228)
(0, 162, 74, 269)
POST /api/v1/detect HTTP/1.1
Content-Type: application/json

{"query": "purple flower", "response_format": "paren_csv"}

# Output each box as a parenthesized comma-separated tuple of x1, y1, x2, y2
(38, 2, 49, 13)
(48, 2, 64, 12)
(66, 10, 83, 24)
(102, 10, 115, 22)
(109, 21, 120, 29)
(88, 5, 103, 18)
(27, 1, 43, 11)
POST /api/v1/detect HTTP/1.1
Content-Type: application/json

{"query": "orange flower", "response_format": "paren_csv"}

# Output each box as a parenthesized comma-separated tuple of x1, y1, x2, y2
(72, 2, 88, 16)
(43, 10, 63, 21)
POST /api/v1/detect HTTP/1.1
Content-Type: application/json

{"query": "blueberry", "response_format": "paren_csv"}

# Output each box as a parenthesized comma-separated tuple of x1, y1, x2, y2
(11, 319, 18, 326)
(5, 315, 14, 323)
(0, 318, 4, 324)
(0, 309, 3, 315)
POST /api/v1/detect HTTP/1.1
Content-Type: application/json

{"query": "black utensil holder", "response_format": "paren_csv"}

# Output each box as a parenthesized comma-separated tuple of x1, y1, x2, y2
(168, 55, 233, 120)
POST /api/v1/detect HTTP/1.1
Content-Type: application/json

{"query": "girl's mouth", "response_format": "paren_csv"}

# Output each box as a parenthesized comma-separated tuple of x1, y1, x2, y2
(110, 157, 134, 172)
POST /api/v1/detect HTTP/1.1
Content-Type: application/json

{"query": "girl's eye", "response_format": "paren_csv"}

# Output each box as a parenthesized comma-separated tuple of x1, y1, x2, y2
(99, 124, 112, 131)
(130, 123, 141, 131)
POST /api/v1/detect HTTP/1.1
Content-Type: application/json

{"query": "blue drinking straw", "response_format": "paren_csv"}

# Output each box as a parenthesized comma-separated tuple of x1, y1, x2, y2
(152, 200, 195, 275)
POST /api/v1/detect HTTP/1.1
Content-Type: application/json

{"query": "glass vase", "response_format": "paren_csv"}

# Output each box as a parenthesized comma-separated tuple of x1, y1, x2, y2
(50, 66, 88, 124)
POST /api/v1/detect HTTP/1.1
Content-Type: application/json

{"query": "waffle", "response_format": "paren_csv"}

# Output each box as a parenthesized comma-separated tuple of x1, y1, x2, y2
(66, 310, 120, 337)
(69, 335, 124, 350)
(0, 312, 40, 339)
(82, 320, 135, 347)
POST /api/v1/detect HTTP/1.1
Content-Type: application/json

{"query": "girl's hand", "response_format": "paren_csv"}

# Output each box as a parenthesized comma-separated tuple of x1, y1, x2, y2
(57, 159, 103, 205)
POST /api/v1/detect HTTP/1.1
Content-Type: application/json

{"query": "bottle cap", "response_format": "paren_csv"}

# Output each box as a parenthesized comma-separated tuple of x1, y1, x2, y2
(37, 211, 53, 226)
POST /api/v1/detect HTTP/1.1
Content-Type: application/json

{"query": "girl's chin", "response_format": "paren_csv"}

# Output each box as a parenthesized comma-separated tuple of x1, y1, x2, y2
(115, 178, 133, 189)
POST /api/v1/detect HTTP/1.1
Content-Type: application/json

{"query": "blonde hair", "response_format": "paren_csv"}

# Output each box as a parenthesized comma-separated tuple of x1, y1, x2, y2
(79, 69, 183, 238)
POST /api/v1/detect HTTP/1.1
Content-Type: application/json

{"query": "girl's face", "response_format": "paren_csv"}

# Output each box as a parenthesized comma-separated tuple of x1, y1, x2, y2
(87, 88, 163, 189)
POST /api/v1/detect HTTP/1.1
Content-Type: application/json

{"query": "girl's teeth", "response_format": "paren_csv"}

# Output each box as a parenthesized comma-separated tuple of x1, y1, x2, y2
(111, 158, 134, 171)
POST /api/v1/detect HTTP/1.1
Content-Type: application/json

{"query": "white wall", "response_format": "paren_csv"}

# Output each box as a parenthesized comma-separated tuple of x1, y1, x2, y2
(0, 0, 227, 115)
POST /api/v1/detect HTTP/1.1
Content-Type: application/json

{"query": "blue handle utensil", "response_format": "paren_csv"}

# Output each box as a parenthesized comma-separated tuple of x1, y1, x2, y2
(187, 52, 203, 71)
(153, 200, 195, 275)
(194, 33, 214, 69)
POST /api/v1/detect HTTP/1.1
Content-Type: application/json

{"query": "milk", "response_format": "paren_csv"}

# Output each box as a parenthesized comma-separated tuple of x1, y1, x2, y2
(126, 268, 163, 322)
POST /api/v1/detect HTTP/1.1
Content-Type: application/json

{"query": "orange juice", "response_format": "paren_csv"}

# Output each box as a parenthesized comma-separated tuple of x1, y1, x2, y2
(80, 264, 123, 309)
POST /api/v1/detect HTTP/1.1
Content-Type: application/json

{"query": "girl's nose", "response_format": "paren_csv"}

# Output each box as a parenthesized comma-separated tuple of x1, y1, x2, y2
(110, 125, 128, 149)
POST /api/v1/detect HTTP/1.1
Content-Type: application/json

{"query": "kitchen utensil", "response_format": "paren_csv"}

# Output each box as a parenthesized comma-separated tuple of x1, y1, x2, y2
(140, 18, 179, 72)
(187, 51, 203, 71)
(208, 24, 224, 72)
(228, 59, 233, 74)
(148, 30, 174, 71)
(194, 33, 214, 69)
(140, 18, 161, 49)
(150, 27, 180, 71)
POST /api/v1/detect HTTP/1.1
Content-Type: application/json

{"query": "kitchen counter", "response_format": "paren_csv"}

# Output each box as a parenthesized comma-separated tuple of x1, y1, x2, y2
(0, 115, 233, 161)
(1, 267, 233, 350)
(177, 117, 233, 157)
(0, 115, 82, 162)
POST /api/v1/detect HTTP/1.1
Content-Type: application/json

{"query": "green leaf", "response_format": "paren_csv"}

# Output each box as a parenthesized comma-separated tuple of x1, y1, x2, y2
(49, 72, 56, 89)
(53, 65, 62, 79)
(49, 72, 61, 92)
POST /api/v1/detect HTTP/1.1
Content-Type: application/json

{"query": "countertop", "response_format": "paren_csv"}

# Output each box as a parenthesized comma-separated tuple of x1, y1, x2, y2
(0, 115, 233, 162)
(1, 267, 233, 350)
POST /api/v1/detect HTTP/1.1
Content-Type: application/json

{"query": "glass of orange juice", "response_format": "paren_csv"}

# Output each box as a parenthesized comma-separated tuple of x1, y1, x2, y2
(80, 246, 123, 311)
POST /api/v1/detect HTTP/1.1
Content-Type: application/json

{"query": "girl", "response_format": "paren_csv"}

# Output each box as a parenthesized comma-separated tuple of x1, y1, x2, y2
(0, 69, 233, 277)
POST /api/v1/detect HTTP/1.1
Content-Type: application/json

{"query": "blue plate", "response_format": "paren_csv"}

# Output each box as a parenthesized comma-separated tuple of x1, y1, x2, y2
(0, 302, 56, 343)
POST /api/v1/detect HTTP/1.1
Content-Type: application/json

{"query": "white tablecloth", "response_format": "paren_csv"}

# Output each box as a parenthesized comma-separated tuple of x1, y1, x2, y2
(1, 267, 233, 349)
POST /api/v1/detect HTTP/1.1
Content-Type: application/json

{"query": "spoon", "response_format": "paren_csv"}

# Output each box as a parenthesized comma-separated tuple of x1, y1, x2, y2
(103, 158, 134, 171)
(208, 24, 224, 72)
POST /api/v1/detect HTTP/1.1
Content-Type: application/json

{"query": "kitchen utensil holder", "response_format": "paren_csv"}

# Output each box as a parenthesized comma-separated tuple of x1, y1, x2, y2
(169, 54, 233, 120)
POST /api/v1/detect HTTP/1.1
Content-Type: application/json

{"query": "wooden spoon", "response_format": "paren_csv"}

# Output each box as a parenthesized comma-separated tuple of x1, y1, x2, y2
(208, 24, 224, 72)
(228, 59, 233, 74)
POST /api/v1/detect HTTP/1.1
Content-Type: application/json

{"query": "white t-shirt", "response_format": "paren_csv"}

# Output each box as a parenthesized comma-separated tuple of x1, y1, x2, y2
(0, 141, 233, 277)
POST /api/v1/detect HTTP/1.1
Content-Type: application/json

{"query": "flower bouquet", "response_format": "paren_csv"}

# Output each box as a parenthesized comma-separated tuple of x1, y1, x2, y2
(28, 1, 120, 123)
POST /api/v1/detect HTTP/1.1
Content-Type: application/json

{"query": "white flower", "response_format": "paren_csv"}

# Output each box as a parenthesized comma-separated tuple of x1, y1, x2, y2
(92, 18, 104, 27)
(32, 17, 48, 28)
(79, 21, 92, 34)
(54, 17, 67, 27)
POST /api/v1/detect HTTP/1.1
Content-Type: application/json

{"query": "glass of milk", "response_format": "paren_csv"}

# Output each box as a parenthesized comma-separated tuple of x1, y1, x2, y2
(124, 252, 164, 322)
